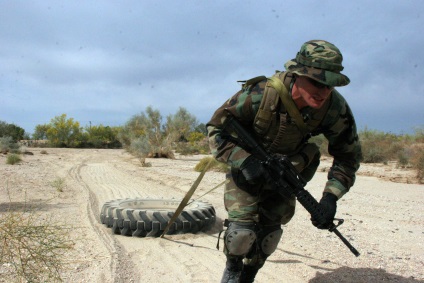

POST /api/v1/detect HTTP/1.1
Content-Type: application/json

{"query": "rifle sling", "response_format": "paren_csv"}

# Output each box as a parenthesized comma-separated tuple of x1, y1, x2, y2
(267, 76, 309, 136)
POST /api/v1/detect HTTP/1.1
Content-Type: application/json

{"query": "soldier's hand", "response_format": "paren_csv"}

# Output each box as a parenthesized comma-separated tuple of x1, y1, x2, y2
(240, 156, 267, 185)
(312, 192, 338, 229)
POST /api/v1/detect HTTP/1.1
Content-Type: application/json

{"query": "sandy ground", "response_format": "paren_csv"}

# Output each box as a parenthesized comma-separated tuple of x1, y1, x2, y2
(0, 148, 423, 283)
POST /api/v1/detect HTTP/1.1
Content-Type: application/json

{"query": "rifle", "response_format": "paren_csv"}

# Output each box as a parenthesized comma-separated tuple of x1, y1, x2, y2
(222, 112, 360, 257)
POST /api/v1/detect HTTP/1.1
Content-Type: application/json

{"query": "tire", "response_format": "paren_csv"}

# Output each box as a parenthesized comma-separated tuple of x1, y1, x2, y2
(100, 198, 216, 237)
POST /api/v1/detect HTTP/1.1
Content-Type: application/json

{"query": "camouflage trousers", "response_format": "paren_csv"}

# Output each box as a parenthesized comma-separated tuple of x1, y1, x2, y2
(224, 143, 320, 225)
(224, 173, 296, 225)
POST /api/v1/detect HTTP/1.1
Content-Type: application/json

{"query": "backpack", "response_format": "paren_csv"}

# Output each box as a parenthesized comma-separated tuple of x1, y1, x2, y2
(248, 72, 310, 139)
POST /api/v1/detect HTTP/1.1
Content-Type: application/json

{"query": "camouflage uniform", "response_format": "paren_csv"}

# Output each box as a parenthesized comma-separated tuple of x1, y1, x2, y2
(207, 40, 362, 282)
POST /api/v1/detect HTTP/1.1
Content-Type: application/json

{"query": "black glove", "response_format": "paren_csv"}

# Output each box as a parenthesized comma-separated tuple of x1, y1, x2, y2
(312, 192, 338, 229)
(240, 156, 266, 185)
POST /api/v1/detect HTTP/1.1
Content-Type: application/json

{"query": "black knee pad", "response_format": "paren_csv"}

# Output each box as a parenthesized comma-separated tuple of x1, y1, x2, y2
(224, 222, 256, 256)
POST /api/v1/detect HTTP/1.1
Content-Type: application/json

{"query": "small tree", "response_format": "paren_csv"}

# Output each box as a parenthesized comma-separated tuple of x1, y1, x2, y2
(32, 124, 51, 140)
(413, 126, 424, 143)
(117, 112, 149, 148)
(0, 121, 26, 142)
(165, 107, 198, 141)
(194, 123, 207, 136)
(84, 124, 121, 148)
(119, 106, 174, 158)
(46, 114, 82, 147)
(0, 136, 20, 154)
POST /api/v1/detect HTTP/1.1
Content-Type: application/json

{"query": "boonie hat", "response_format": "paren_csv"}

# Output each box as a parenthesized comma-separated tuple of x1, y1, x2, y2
(284, 40, 350, 87)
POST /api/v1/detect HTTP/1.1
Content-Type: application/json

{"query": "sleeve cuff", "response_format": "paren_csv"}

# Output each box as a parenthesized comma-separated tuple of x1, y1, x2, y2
(324, 178, 349, 199)
(227, 146, 251, 169)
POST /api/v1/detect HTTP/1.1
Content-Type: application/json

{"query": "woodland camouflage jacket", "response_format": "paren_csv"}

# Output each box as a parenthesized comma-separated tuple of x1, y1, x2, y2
(206, 71, 362, 199)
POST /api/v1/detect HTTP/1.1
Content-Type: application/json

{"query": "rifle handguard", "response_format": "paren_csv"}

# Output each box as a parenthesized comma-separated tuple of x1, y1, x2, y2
(296, 190, 328, 225)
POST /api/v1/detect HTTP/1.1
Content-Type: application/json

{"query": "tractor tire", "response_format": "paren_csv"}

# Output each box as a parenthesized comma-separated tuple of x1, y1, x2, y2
(100, 198, 216, 237)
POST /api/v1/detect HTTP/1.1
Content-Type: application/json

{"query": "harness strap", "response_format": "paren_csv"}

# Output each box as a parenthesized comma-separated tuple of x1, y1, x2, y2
(267, 76, 309, 136)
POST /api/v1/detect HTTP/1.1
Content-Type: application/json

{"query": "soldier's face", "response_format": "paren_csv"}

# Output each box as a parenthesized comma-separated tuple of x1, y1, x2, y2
(293, 76, 333, 109)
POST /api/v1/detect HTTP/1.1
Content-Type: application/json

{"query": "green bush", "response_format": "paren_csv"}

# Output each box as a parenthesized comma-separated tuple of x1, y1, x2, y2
(175, 138, 210, 156)
(0, 121, 26, 141)
(396, 149, 410, 168)
(187, 132, 205, 144)
(6, 153, 21, 165)
(357, 126, 424, 182)
(359, 128, 401, 163)
(413, 126, 424, 143)
(411, 146, 424, 182)
(175, 142, 200, 155)
(50, 177, 66, 192)
(0, 136, 20, 154)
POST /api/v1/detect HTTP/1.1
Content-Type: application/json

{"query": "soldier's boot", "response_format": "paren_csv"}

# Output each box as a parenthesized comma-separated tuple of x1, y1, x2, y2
(239, 265, 261, 283)
(220, 256, 243, 283)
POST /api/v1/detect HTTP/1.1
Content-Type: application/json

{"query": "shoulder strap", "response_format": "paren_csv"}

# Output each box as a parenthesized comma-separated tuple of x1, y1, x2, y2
(253, 77, 280, 135)
(238, 75, 267, 89)
(267, 75, 309, 136)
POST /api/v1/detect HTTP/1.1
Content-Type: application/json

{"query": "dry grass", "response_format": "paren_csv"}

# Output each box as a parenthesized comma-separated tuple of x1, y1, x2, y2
(50, 177, 66, 192)
(0, 192, 74, 282)
(194, 156, 229, 172)
(6, 153, 21, 165)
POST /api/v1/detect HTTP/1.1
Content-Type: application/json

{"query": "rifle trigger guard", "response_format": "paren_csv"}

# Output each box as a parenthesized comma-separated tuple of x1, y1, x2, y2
(330, 218, 344, 232)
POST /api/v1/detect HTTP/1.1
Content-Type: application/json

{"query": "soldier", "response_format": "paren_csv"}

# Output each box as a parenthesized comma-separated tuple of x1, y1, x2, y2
(207, 40, 362, 283)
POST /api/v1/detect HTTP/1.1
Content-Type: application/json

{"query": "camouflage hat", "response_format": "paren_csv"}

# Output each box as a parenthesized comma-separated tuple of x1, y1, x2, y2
(284, 40, 350, 87)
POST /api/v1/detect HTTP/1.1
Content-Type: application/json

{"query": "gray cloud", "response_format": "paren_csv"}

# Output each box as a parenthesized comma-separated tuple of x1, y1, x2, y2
(1, 1, 423, 134)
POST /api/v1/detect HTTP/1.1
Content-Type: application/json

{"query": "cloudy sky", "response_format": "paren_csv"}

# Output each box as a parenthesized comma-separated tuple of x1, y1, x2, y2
(1, 1, 423, 135)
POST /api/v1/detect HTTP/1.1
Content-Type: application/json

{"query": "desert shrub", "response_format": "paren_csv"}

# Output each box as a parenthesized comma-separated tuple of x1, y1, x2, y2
(175, 142, 199, 155)
(413, 126, 424, 143)
(410, 146, 424, 182)
(193, 123, 207, 135)
(0, 121, 26, 142)
(0, 202, 74, 282)
(194, 156, 229, 172)
(196, 141, 211, 154)
(361, 144, 386, 163)
(82, 125, 122, 148)
(187, 132, 205, 144)
(179, 133, 210, 155)
(129, 135, 151, 156)
(119, 107, 210, 160)
(50, 177, 66, 192)
(119, 107, 176, 159)
(396, 149, 410, 168)
(6, 153, 21, 165)
(175, 138, 210, 156)
(33, 124, 50, 140)
(40, 149, 48, 154)
(359, 128, 401, 163)
(0, 136, 21, 154)
(165, 107, 198, 142)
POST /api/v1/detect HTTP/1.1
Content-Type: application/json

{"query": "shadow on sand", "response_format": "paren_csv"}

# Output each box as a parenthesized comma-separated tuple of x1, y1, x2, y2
(0, 201, 72, 213)
(309, 267, 422, 283)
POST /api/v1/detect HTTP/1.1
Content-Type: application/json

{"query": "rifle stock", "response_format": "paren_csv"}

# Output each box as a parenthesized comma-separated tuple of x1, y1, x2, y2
(223, 112, 360, 257)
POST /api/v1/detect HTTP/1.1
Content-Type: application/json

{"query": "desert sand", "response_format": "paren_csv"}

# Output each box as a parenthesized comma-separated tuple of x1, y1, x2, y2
(0, 148, 423, 283)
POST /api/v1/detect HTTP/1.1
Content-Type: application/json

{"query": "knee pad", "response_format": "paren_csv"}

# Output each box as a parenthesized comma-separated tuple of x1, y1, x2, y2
(224, 222, 256, 256)
(258, 225, 283, 255)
